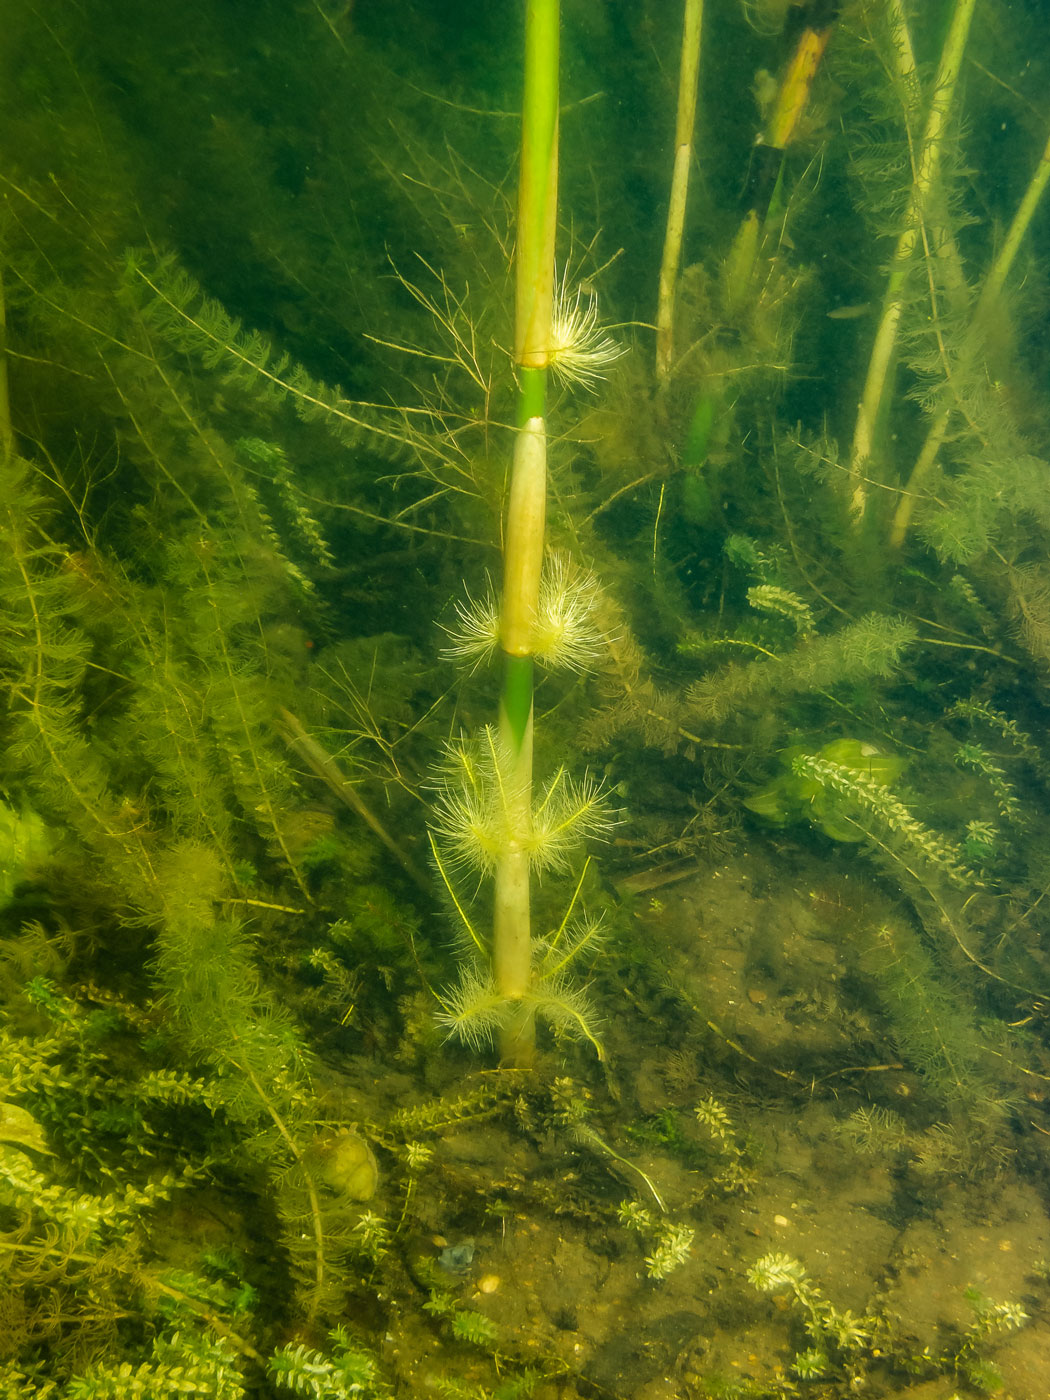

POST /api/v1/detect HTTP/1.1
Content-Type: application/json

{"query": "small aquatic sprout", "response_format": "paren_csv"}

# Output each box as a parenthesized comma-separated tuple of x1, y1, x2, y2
(450, 1308, 498, 1347)
(965, 1287, 1030, 1334)
(353, 1210, 391, 1263)
(963, 1359, 1007, 1393)
(747, 1251, 807, 1293)
(694, 1095, 733, 1142)
(840, 1104, 910, 1155)
(963, 818, 1000, 862)
(988, 1300, 1029, 1330)
(824, 1306, 872, 1351)
(747, 583, 814, 633)
(619, 1194, 693, 1280)
(617, 1200, 654, 1231)
(549, 273, 626, 390)
(269, 1331, 380, 1396)
(404, 1141, 433, 1173)
(644, 1222, 694, 1280)
(792, 1347, 829, 1379)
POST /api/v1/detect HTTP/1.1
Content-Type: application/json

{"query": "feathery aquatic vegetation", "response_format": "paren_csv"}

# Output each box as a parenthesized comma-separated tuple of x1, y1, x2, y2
(548, 272, 626, 389)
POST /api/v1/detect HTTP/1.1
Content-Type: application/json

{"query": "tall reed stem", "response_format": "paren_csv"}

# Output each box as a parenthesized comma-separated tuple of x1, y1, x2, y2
(848, 0, 977, 519)
(495, 0, 559, 1065)
(655, 0, 704, 382)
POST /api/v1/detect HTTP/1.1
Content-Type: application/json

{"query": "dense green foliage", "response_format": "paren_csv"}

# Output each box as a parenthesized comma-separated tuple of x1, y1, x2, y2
(2, 0, 1050, 1394)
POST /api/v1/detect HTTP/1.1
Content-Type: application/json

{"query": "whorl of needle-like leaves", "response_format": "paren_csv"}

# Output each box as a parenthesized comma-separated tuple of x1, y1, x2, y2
(684, 613, 917, 725)
(436, 958, 604, 1060)
(122, 249, 415, 461)
(442, 551, 607, 672)
(429, 727, 612, 878)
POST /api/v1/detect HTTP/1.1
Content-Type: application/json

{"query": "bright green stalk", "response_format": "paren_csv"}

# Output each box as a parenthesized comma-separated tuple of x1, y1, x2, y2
(500, 653, 534, 753)
(495, 0, 559, 1065)
(514, 0, 559, 373)
(656, 0, 704, 382)
(848, 0, 977, 519)
(518, 363, 546, 423)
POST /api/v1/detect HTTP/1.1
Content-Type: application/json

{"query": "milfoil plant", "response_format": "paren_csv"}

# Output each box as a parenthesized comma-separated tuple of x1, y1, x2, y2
(428, 0, 620, 1067)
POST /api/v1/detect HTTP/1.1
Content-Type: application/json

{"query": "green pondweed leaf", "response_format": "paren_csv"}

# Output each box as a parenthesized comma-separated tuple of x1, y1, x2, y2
(743, 738, 904, 842)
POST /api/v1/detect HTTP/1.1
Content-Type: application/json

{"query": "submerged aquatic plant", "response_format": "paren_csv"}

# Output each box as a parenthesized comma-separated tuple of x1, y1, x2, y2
(791, 1348, 829, 1380)
(548, 270, 626, 390)
(644, 1221, 695, 1280)
(270, 1326, 390, 1399)
(433, 916, 608, 1061)
(744, 738, 904, 843)
(747, 1252, 879, 1380)
(430, 729, 612, 879)
(4, 0, 1050, 1391)
(616, 1202, 694, 1281)
(791, 751, 972, 885)
(746, 583, 814, 633)
(442, 553, 607, 673)
(747, 1252, 807, 1293)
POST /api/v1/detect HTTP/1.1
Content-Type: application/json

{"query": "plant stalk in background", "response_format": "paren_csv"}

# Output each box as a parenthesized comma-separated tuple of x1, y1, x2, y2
(655, 0, 704, 381)
(848, 0, 977, 518)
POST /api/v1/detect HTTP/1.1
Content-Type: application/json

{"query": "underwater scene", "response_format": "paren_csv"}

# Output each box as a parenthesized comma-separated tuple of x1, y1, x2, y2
(4, 0, 1050, 1395)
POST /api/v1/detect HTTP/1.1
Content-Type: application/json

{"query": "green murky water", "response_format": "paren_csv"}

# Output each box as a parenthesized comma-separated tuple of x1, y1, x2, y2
(2, 2, 1049, 1395)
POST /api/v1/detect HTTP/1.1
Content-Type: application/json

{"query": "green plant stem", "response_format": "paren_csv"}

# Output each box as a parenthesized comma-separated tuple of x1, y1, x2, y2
(494, 0, 559, 1066)
(890, 122, 1050, 547)
(518, 362, 546, 423)
(571, 1121, 667, 1212)
(237, 1060, 327, 1321)
(655, 0, 704, 381)
(515, 0, 559, 371)
(848, 0, 977, 519)
(500, 654, 534, 754)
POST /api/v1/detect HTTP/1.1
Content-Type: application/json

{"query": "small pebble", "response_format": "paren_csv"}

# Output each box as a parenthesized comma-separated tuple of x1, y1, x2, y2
(773, 1214, 790, 1228)
(438, 1240, 475, 1274)
(476, 1274, 501, 1294)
